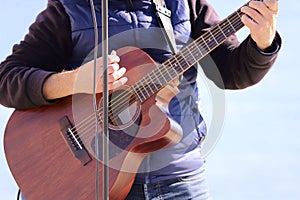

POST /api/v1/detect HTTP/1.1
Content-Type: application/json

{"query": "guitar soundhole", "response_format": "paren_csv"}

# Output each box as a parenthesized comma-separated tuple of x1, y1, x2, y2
(99, 86, 141, 131)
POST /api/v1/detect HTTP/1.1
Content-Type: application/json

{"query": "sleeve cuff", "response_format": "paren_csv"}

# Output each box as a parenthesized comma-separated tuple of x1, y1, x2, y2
(250, 31, 282, 56)
(246, 31, 282, 66)
(26, 69, 58, 107)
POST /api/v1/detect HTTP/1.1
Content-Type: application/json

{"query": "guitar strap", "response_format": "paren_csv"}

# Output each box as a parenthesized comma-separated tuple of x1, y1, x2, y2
(126, 0, 183, 85)
(126, 0, 178, 54)
(152, 0, 178, 54)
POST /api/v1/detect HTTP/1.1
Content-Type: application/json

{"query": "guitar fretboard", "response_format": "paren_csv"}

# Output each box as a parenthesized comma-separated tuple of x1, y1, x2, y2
(131, 1, 250, 102)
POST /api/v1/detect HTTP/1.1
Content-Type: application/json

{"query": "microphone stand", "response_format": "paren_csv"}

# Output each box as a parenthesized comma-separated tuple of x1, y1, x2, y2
(101, 0, 110, 199)
(90, 0, 109, 199)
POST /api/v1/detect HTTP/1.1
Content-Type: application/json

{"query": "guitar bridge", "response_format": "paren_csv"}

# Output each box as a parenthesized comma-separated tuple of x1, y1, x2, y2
(59, 116, 92, 166)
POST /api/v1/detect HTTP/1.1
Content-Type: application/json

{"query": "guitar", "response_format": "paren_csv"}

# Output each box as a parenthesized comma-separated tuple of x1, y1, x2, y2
(4, 1, 250, 199)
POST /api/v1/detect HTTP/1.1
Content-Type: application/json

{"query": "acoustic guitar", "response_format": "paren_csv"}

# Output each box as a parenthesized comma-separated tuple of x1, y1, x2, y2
(4, 1, 252, 199)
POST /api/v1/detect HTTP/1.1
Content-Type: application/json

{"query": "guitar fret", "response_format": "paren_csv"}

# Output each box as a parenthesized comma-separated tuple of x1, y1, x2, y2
(136, 81, 148, 101)
(235, 10, 242, 18)
(160, 60, 173, 83)
(200, 37, 210, 54)
(157, 65, 168, 84)
(231, 11, 244, 30)
(217, 24, 227, 38)
(151, 71, 162, 91)
(138, 84, 148, 101)
(147, 83, 154, 95)
(132, 84, 144, 102)
(195, 39, 208, 58)
(167, 59, 179, 77)
(212, 26, 227, 46)
(178, 51, 191, 67)
(153, 81, 162, 91)
(142, 78, 152, 98)
(209, 31, 219, 45)
(186, 48, 197, 64)
(226, 17, 236, 33)
(205, 32, 218, 51)
(194, 43, 204, 59)
(151, 70, 161, 88)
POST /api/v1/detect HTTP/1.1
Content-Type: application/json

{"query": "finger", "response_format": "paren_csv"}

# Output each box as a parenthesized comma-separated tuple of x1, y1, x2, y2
(95, 51, 120, 66)
(109, 77, 128, 90)
(246, 1, 268, 17)
(247, 0, 278, 16)
(108, 67, 127, 83)
(240, 14, 256, 28)
(240, 6, 262, 27)
(263, 0, 279, 13)
(108, 50, 120, 63)
(107, 63, 120, 74)
(241, 1, 272, 26)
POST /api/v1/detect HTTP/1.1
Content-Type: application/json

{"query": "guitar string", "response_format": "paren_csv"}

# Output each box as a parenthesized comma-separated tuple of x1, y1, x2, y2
(69, 8, 244, 142)
(70, 10, 244, 143)
(69, 8, 244, 143)
(72, 25, 244, 144)
(123, 9, 243, 110)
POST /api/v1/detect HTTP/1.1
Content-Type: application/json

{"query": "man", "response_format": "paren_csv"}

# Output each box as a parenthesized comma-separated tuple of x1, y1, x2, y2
(0, 0, 281, 199)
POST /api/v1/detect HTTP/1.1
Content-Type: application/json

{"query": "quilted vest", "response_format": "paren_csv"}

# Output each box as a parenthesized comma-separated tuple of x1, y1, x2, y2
(57, 0, 206, 183)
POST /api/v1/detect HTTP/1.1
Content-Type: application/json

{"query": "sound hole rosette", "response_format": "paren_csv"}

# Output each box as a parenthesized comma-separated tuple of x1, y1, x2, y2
(98, 85, 141, 131)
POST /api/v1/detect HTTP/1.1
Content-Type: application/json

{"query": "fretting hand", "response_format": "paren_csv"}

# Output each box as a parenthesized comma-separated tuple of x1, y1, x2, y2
(241, 0, 279, 50)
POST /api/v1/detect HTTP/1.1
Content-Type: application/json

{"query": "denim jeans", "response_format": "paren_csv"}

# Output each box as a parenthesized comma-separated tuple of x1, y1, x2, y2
(19, 192, 25, 200)
(20, 171, 212, 200)
(125, 172, 213, 200)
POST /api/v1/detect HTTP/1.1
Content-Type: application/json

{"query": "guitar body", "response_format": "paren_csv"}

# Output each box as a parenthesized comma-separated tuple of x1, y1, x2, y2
(4, 47, 182, 200)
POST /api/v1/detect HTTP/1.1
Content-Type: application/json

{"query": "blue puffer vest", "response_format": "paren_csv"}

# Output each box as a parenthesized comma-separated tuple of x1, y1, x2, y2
(58, 0, 206, 183)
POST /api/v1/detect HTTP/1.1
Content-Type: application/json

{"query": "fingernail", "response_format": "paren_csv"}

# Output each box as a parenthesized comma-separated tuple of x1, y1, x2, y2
(121, 77, 128, 84)
(110, 50, 120, 62)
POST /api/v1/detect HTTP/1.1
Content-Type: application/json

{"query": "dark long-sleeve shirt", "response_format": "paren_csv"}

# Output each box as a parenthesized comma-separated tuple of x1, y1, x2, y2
(0, 0, 282, 188)
(0, 0, 281, 109)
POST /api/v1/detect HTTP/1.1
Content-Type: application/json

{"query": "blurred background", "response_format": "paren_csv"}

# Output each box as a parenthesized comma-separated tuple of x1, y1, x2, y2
(1, 0, 299, 199)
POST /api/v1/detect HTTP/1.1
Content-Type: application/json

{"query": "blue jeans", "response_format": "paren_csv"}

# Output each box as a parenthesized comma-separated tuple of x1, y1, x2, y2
(126, 172, 213, 200)
(20, 172, 212, 200)
(19, 192, 25, 200)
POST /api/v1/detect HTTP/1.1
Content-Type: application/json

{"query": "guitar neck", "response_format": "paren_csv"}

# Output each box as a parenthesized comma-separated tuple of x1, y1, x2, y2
(132, 1, 252, 102)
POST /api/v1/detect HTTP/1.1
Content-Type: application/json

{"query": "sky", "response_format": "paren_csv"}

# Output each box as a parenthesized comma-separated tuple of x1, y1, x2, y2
(0, 0, 300, 199)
